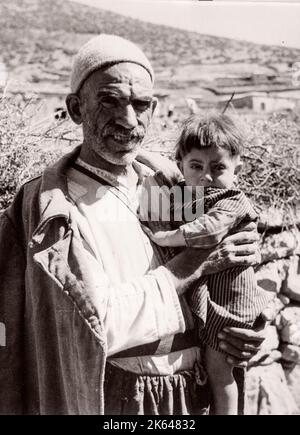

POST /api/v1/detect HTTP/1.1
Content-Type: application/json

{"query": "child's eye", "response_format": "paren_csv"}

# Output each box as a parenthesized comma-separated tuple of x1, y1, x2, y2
(213, 164, 226, 171)
(190, 164, 203, 170)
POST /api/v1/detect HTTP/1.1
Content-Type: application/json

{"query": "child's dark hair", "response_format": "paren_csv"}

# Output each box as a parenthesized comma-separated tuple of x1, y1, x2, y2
(175, 112, 244, 161)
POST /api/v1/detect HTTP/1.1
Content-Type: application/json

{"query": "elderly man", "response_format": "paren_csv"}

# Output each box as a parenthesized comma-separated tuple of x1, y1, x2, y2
(0, 34, 269, 415)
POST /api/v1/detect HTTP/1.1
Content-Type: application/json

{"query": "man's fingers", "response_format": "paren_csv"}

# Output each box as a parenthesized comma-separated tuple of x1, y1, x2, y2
(233, 221, 257, 233)
(224, 232, 259, 246)
(224, 242, 260, 267)
(218, 334, 262, 353)
(232, 243, 257, 256)
(226, 357, 249, 368)
(219, 341, 253, 361)
(223, 231, 259, 245)
(227, 351, 268, 368)
(230, 254, 258, 267)
(238, 222, 257, 231)
(221, 327, 266, 342)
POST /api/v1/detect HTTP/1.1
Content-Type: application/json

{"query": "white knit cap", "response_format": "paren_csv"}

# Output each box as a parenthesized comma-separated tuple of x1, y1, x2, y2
(70, 34, 154, 93)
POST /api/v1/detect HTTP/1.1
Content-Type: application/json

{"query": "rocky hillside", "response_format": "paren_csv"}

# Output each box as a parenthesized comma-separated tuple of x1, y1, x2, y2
(1, 0, 300, 90)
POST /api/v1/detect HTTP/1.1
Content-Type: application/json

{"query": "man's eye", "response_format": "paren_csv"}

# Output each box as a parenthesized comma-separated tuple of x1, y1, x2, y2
(100, 96, 119, 109)
(133, 100, 152, 112)
(190, 164, 203, 170)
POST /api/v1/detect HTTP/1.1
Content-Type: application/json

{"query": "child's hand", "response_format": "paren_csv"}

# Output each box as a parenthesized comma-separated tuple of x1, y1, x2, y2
(141, 225, 186, 247)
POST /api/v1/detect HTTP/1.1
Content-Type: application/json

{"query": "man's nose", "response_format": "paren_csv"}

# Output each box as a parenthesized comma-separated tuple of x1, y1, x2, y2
(116, 104, 138, 129)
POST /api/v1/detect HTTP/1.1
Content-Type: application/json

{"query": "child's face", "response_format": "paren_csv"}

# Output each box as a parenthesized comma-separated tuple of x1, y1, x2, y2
(180, 147, 241, 189)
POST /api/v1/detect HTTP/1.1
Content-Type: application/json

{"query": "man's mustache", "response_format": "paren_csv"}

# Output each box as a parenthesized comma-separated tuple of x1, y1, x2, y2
(102, 124, 145, 140)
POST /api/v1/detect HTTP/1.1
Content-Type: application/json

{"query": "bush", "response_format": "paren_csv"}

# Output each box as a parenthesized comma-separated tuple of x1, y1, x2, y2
(240, 111, 300, 212)
(0, 97, 78, 212)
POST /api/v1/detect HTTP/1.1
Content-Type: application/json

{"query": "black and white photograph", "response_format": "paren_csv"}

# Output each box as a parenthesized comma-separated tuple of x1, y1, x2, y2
(0, 0, 300, 417)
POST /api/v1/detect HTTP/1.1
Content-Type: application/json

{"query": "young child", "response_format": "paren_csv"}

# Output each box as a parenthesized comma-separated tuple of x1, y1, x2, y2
(142, 113, 271, 415)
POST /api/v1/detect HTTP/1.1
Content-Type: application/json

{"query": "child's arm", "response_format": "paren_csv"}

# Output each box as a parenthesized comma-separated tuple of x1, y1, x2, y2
(142, 205, 239, 248)
(182, 191, 257, 248)
(144, 190, 257, 249)
(141, 225, 186, 247)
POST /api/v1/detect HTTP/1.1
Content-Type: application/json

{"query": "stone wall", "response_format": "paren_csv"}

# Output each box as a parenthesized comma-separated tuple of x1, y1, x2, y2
(245, 214, 300, 415)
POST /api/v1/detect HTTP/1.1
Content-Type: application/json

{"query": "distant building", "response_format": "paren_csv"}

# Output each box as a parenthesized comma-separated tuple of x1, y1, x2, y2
(227, 91, 300, 113)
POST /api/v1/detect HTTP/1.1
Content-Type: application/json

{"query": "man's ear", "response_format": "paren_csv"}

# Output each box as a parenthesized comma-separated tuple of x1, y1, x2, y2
(66, 93, 82, 125)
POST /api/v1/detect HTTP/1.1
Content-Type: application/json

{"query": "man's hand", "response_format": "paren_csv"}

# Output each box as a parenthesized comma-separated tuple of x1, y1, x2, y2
(202, 221, 260, 276)
(136, 150, 183, 184)
(217, 300, 278, 367)
(218, 319, 266, 368)
(165, 221, 260, 295)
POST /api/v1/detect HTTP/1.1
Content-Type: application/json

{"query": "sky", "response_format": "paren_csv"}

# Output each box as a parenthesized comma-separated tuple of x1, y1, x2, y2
(70, 0, 300, 49)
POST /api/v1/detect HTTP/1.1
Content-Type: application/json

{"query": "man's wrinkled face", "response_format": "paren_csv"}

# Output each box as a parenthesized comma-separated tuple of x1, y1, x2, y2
(78, 63, 156, 166)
